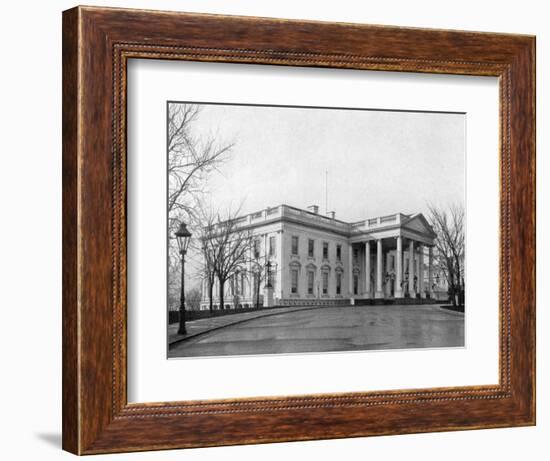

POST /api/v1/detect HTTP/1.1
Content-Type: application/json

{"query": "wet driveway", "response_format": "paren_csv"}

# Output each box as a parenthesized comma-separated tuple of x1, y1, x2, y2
(168, 305, 464, 358)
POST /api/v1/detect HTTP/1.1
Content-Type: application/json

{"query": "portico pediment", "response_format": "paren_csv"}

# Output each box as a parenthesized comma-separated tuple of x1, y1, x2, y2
(402, 213, 437, 239)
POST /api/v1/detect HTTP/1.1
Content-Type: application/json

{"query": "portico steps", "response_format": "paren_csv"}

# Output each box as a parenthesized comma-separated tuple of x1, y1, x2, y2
(277, 297, 444, 307)
(353, 297, 442, 306)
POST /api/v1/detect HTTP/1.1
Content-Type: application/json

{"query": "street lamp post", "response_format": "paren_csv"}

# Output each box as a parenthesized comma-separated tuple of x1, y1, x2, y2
(175, 221, 192, 335)
(264, 260, 277, 307)
(265, 260, 272, 288)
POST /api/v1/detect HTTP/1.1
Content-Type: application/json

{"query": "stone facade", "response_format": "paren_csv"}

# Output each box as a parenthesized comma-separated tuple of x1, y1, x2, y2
(200, 204, 440, 310)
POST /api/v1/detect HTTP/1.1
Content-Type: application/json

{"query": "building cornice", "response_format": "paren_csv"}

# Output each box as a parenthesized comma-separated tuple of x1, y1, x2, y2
(208, 204, 437, 243)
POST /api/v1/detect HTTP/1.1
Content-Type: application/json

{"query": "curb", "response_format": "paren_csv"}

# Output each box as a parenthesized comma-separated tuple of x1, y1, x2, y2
(168, 305, 323, 349)
(438, 306, 465, 316)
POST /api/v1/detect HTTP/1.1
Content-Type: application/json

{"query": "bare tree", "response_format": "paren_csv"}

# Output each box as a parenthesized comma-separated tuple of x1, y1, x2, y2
(167, 250, 182, 312)
(249, 257, 266, 309)
(201, 243, 218, 312)
(185, 287, 202, 311)
(194, 207, 219, 312)
(167, 103, 235, 315)
(202, 209, 254, 311)
(168, 103, 233, 221)
(428, 203, 465, 307)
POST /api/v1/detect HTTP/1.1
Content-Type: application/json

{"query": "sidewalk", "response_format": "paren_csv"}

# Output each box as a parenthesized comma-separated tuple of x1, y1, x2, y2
(168, 305, 322, 346)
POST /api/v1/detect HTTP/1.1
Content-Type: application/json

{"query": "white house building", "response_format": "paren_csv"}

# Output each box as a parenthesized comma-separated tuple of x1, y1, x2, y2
(200, 204, 444, 310)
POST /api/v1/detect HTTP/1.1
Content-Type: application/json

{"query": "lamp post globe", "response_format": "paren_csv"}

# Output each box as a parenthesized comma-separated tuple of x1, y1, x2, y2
(175, 221, 192, 335)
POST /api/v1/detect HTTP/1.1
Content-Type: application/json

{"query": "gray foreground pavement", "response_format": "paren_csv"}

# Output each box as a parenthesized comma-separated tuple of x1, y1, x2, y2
(168, 304, 464, 358)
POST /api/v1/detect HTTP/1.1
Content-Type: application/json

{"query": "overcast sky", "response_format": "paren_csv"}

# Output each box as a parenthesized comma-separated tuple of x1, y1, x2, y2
(180, 102, 465, 223)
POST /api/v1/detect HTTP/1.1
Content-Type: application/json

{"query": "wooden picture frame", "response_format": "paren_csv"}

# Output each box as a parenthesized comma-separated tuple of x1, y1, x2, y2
(62, 5, 535, 455)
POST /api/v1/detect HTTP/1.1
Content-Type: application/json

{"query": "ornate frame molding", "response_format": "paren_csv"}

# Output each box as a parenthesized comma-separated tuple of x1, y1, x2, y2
(62, 6, 535, 454)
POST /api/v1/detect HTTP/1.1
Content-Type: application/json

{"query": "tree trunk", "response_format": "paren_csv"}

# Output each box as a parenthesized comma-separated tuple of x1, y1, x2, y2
(453, 277, 459, 307)
(219, 279, 225, 311)
(447, 264, 457, 307)
(208, 281, 214, 312)
(255, 277, 261, 309)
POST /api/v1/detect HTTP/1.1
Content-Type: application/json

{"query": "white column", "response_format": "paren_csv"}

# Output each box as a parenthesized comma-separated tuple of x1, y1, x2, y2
(348, 244, 354, 297)
(395, 236, 403, 298)
(408, 240, 416, 298)
(364, 241, 371, 298)
(418, 244, 425, 298)
(428, 246, 434, 298)
(375, 239, 384, 298)
(276, 231, 282, 300)
(385, 252, 391, 297)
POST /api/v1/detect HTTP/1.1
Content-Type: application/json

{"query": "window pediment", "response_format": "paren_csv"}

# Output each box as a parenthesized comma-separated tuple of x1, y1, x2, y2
(306, 262, 317, 271)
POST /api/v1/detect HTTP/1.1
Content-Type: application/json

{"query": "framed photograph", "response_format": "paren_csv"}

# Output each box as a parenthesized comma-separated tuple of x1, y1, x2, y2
(62, 6, 535, 455)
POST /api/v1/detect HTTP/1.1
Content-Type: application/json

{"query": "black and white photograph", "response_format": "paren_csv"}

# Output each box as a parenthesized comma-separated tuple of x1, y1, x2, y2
(1, 1, 542, 459)
(167, 102, 466, 358)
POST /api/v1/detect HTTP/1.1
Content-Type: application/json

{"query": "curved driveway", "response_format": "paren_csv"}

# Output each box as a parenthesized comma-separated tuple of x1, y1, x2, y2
(168, 305, 464, 358)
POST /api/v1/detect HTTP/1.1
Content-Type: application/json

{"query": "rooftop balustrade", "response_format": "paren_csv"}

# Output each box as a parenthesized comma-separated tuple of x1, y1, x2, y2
(212, 205, 409, 235)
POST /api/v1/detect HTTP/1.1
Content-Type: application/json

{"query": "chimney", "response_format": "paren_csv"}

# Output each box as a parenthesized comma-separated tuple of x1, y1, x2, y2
(327, 211, 336, 219)
(307, 205, 319, 214)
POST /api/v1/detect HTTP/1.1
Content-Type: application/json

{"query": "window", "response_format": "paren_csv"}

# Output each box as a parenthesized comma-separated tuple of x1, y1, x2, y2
(308, 239, 314, 257)
(308, 270, 315, 295)
(322, 271, 328, 294)
(336, 244, 342, 261)
(254, 238, 261, 259)
(353, 248, 359, 263)
(353, 274, 359, 295)
(269, 235, 275, 256)
(336, 272, 342, 295)
(291, 269, 299, 294)
(323, 242, 329, 259)
(291, 236, 299, 255)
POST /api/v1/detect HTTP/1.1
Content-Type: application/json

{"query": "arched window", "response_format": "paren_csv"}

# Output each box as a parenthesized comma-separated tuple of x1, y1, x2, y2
(307, 270, 315, 295)
(336, 272, 342, 295)
(291, 269, 299, 293)
(289, 261, 301, 295)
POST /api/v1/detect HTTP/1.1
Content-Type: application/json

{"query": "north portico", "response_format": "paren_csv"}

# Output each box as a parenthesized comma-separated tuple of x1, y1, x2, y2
(348, 213, 437, 301)
(200, 204, 439, 310)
